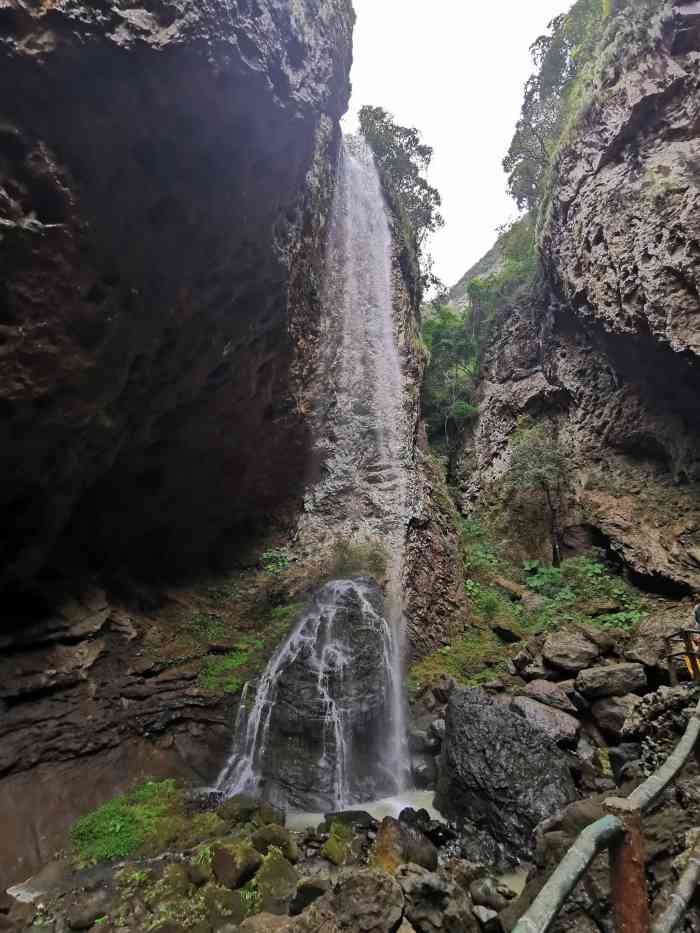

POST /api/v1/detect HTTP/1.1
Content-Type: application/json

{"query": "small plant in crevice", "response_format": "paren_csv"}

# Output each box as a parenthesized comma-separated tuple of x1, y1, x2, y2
(261, 549, 289, 575)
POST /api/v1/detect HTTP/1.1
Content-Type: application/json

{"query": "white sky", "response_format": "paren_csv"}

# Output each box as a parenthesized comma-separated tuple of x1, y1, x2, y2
(342, 0, 567, 288)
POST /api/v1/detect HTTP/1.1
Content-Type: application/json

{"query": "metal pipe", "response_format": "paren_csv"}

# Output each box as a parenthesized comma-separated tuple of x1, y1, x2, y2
(511, 816, 624, 933)
(651, 839, 700, 933)
(628, 699, 700, 813)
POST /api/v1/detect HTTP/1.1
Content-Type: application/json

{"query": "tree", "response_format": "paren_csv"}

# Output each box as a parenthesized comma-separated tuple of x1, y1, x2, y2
(358, 105, 444, 252)
(507, 427, 569, 566)
(503, 0, 611, 213)
(421, 305, 479, 449)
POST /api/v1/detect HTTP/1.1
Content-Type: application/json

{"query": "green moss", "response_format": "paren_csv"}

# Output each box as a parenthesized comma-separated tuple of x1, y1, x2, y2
(70, 780, 182, 864)
(321, 820, 354, 866)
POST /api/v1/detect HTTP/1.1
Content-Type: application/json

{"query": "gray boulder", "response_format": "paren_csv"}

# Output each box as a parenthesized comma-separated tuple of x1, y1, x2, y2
(624, 609, 686, 673)
(543, 629, 600, 673)
(510, 696, 580, 747)
(576, 663, 646, 699)
(396, 863, 478, 933)
(435, 688, 577, 858)
(591, 694, 642, 737)
(523, 679, 578, 714)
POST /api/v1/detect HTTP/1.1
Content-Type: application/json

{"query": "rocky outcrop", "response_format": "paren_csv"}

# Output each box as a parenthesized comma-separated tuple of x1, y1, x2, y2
(457, 3, 700, 595)
(435, 687, 577, 858)
(0, 0, 353, 590)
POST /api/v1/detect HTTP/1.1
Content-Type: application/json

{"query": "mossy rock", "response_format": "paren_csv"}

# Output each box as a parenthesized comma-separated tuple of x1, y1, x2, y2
(251, 824, 299, 863)
(212, 841, 263, 890)
(255, 847, 299, 915)
(321, 819, 354, 866)
(217, 794, 285, 828)
(203, 882, 248, 928)
(161, 863, 192, 897)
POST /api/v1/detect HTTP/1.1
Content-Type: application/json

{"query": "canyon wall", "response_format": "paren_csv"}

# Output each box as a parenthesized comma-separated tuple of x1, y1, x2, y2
(458, 0, 700, 595)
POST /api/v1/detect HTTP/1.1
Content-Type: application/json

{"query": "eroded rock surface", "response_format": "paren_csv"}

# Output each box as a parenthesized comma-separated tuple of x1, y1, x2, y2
(435, 687, 577, 858)
(0, 0, 354, 589)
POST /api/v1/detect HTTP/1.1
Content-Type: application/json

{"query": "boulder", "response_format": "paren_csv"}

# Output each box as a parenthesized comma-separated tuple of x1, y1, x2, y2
(251, 824, 299, 863)
(203, 884, 247, 928)
(217, 794, 285, 828)
(289, 877, 331, 916)
(255, 848, 300, 916)
(321, 810, 377, 832)
(211, 842, 263, 889)
(409, 728, 442, 755)
(543, 629, 600, 673)
(522, 679, 578, 714)
(373, 816, 439, 872)
(329, 870, 404, 933)
(625, 609, 687, 672)
(592, 695, 642, 738)
(435, 688, 577, 858)
(66, 889, 111, 930)
(510, 696, 580, 747)
(576, 663, 646, 699)
(472, 904, 500, 931)
(396, 863, 478, 933)
(470, 876, 508, 912)
(412, 753, 438, 788)
(239, 916, 290, 933)
(609, 743, 642, 784)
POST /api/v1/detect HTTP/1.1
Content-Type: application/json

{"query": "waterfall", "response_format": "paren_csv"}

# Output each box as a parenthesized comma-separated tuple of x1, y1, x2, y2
(216, 137, 412, 809)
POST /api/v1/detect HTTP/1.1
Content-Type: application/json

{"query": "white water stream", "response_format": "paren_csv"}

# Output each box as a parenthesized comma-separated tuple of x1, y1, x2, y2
(216, 137, 412, 809)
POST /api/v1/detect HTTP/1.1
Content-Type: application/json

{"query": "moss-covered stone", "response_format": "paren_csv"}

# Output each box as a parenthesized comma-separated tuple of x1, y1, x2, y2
(255, 847, 299, 915)
(251, 824, 299, 863)
(212, 841, 263, 890)
(216, 794, 285, 828)
(203, 883, 247, 928)
(320, 820, 354, 866)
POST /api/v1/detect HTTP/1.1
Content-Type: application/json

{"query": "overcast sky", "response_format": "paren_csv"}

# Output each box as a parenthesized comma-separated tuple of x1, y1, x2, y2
(342, 0, 567, 288)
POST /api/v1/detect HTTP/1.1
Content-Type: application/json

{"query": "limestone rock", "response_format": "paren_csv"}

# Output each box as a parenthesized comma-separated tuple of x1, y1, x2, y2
(591, 695, 642, 738)
(211, 842, 263, 890)
(373, 816, 439, 872)
(510, 696, 580, 747)
(576, 663, 646, 699)
(435, 688, 577, 858)
(543, 629, 601, 673)
(625, 608, 690, 672)
(522, 679, 579, 714)
(396, 863, 478, 933)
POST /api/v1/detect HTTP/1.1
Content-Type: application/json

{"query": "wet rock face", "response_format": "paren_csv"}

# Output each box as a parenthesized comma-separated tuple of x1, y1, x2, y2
(234, 579, 402, 811)
(0, 0, 353, 590)
(435, 688, 577, 859)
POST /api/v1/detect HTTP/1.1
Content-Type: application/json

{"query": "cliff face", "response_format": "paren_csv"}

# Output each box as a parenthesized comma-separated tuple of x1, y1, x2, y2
(0, 0, 353, 591)
(459, 1, 700, 594)
(0, 0, 356, 888)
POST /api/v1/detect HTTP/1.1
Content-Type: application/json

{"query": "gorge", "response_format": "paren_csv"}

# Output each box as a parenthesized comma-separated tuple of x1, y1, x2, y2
(2, 1, 700, 932)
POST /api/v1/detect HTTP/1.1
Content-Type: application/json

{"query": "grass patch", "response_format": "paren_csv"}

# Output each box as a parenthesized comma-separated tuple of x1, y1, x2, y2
(197, 605, 304, 695)
(71, 781, 228, 866)
(70, 781, 181, 864)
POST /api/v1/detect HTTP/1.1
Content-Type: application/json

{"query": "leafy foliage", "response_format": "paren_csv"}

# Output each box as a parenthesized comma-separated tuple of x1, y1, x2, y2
(261, 549, 289, 575)
(421, 216, 538, 451)
(506, 425, 570, 566)
(359, 105, 444, 248)
(358, 105, 443, 293)
(503, 0, 612, 213)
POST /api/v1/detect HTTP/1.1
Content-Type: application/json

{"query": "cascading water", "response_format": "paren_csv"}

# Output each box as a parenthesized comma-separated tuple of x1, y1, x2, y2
(216, 137, 412, 810)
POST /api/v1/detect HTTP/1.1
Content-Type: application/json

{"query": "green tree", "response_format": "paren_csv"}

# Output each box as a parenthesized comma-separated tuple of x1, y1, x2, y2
(358, 105, 444, 256)
(422, 305, 479, 449)
(507, 427, 569, 567)
(503, 0, 612, 212)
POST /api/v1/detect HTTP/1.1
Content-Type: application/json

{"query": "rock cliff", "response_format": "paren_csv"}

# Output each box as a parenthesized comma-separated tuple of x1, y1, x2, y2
(0, 0, 353, 590)
(458, 1, 700, 595)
